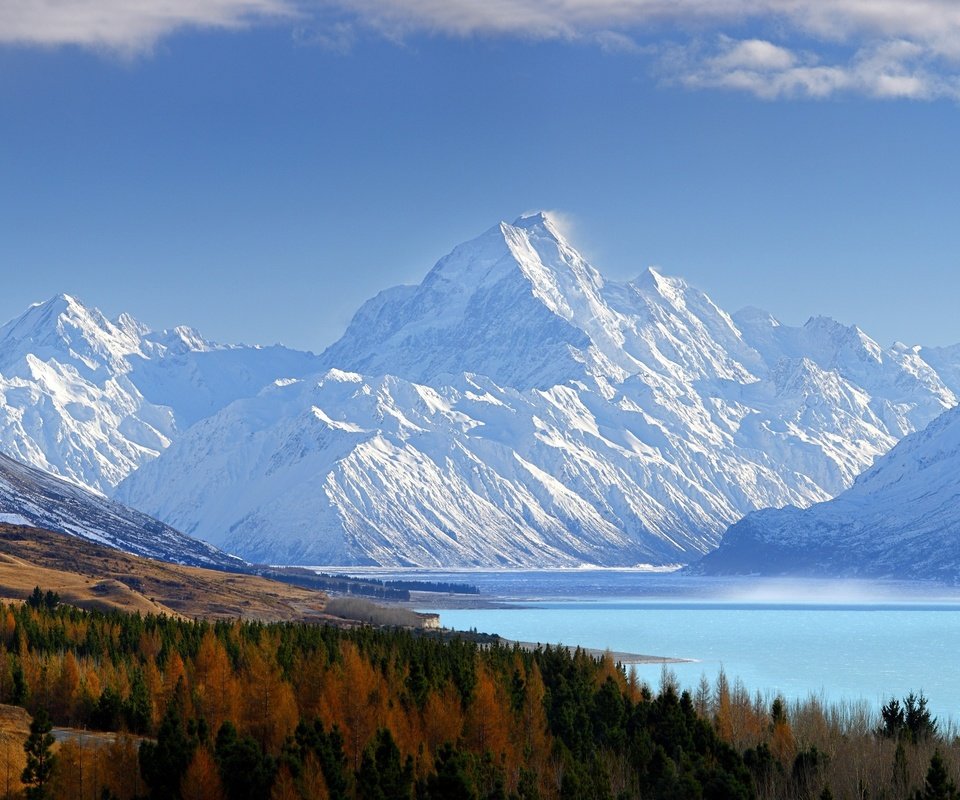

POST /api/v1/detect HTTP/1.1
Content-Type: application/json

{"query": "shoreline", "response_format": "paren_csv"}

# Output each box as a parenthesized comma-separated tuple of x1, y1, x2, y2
(407, 591, 692, 663)
(505, 638, 693, 665)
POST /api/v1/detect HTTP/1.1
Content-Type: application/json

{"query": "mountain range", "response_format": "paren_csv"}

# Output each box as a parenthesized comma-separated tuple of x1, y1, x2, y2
(3, 213, 959, 569)
(693, 399, 960, 580)
(0, 293, 322, 494)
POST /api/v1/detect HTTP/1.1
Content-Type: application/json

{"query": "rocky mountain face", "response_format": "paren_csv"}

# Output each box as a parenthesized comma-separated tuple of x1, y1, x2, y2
(692, 401, 960, 581)
(0, 450, 242, 568)
(107, 213, 960, 567)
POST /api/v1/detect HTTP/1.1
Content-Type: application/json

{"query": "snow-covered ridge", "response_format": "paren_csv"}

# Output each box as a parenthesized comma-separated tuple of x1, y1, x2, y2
(114, 214, 960, 567)
(0, 293, 323, 493)
(0, 450, 241, 568)
(693, 400, 960, 581)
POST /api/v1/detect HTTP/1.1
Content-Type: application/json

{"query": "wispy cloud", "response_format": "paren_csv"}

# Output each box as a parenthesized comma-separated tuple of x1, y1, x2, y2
(321, 0, 960, 53)
(6, 0, 960, 101)
(0, 0, 293, 54)
(673, 35, 960, 100)
(322, 0, 960, 100)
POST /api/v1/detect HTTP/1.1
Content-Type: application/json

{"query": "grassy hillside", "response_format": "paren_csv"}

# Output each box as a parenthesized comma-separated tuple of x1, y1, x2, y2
(0, 523, 329, 621)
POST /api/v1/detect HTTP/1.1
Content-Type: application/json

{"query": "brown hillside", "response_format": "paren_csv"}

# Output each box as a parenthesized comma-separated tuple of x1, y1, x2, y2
(0, 524, 329, 621)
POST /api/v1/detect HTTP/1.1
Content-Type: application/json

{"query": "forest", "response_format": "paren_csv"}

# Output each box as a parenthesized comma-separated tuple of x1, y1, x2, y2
(0, 592, 958, 800)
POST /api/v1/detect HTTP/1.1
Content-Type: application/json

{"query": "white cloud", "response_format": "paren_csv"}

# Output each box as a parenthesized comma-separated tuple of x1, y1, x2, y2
(319, 0, 960, 57)
(676, 35, 960, 100)
(317, 0, 960, 100)
(710, 38, 796, 72)
(0, 0, 293, 53)
(5, 0, 960, 101)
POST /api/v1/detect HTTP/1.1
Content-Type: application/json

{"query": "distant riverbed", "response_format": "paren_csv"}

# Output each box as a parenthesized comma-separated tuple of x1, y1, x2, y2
(330, 569, 960, 724)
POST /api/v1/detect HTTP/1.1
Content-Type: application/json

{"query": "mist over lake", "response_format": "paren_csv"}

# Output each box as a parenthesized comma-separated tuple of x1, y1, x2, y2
(343, 569, 960, 724)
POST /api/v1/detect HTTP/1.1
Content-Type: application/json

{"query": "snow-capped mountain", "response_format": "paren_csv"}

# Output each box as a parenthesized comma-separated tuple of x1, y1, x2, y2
(114, 214, 960, 567)
(0, 294, 323, 494)
(0, 450, 241, 568)
(692, 402, 960, 581)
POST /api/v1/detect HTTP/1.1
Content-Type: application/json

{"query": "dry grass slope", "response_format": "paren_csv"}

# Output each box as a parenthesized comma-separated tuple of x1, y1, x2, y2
(0, 524, 331, 622)
(0, 704, 29, 794)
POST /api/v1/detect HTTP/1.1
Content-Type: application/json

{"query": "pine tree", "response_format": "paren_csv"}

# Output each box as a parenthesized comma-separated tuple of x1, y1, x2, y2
(882, 697, 906, 739)
(356, 729, 413, 800)
(22, 708, 56, 800)
(893, 740, 909, 798)
(916, 751, 957, 800)
(424, 744, 476, 800)
(139, 700, 197, 800)
(26, 587, 43, 611)
(905, 692, 937, 743)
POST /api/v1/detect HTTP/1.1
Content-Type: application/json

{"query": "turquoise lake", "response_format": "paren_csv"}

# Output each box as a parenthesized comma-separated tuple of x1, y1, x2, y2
(345, 570, 960, 724)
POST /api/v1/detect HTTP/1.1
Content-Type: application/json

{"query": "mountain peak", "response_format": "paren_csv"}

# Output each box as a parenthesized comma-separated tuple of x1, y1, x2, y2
(631, 266, 691, 305)
(508, 211, 570, 245)
(39, 292, 81, 311)
(0, 292, 151, 377)
(512, 210, 555, 229)
(1, 293, 92, 347)
(25, 292, 87, 322)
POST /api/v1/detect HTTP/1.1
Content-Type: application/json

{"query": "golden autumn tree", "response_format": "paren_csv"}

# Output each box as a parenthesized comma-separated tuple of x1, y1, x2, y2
(51, 652, 80, 724)
(517, 661, 551, 795)
(0, 728, 24, 799)
(181, 747, 226, 800)
(102, 734, 143, 800)
(713, 668, 733, 743)
(240, 644, 298, 752)
(465, 667, 510, 758)
(192, 631, 240, 734)
(290, 651, 327, 721)
(50, 738, 83, 800)
(299, 752, 330, 800)
(162, 651, 189, 713)
(422, 682, 464, 757)
(769, 697, 796, 767)
(269, 763, 299, 800)
(329, 642, 384, 770)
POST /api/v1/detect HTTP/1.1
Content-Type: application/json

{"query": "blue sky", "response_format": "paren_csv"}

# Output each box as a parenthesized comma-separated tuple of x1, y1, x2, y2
(1, 1, 959, 351)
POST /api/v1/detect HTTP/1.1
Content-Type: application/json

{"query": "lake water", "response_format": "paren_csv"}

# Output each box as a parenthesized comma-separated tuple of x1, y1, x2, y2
(339, 569, 960, 724)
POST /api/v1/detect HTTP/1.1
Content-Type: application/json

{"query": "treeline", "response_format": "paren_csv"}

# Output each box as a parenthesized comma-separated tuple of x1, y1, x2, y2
(380, 580, 480, 596)
(247, 569, 410, 601)
(246, 569, 479, 602)
(0, 599, 957, 800)
(249, 565, 480, 602)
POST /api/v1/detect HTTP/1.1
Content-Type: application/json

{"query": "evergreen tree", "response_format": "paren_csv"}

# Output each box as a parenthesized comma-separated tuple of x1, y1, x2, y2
(26, 587, 43, 611)
(905, 692, 937, 743)
(771, 696, 787, 727)
(124, 668, 153, 734)
(793, 746, 828, 800)
(356, 729, 414, 800)
(214, 720, 276, 800)
(423, 744, 476, 800)
(882, 697, 906, 739)
(92, 685, 124, 731)
(893, 740, 910, 798)
(11, 662, 27, 705)
(916, 751, 958, 800)
(139, 701, 197, 800)
(22, 708, 56, 800)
